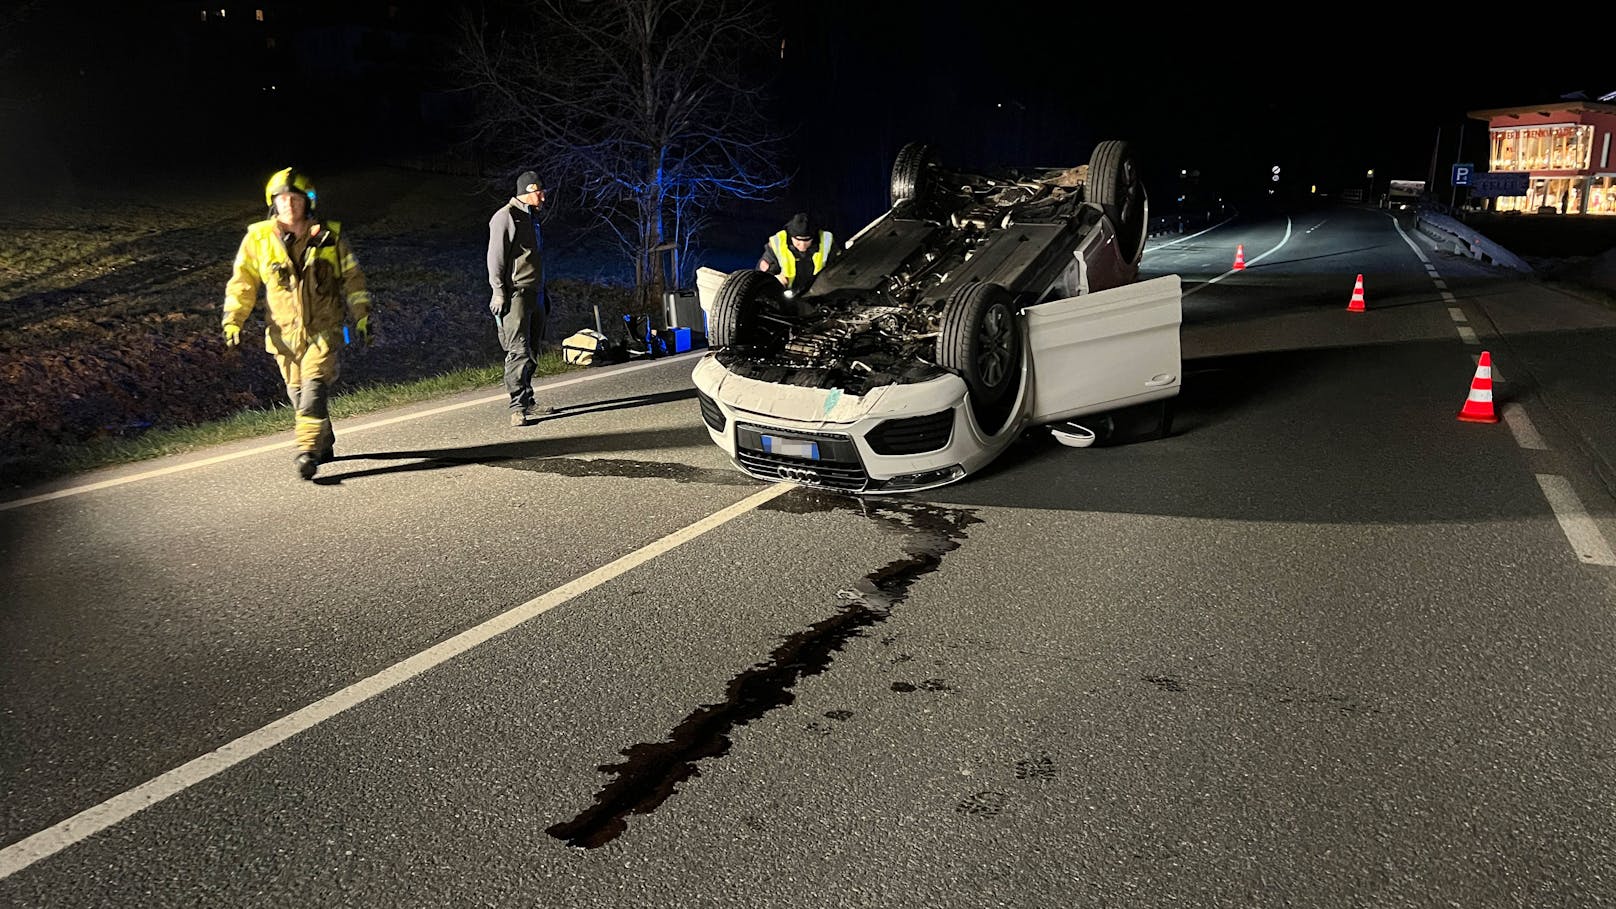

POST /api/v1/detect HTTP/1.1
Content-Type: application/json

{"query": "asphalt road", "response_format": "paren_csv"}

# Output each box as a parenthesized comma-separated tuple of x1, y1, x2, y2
(4, 205, 1616, 907)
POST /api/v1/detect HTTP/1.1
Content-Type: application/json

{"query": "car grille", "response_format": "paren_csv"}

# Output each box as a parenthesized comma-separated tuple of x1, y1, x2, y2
(866, 410, 954, 455)
(734, 422, 868, 491)
(696, 391, 726, 432)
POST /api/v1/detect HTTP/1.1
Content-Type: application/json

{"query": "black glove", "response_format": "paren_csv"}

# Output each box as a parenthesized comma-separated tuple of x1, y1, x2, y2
(489, 294, 509, 317)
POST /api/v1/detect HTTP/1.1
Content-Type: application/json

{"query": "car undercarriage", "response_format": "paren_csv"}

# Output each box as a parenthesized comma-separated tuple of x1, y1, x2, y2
(708, 141, 1148, 404)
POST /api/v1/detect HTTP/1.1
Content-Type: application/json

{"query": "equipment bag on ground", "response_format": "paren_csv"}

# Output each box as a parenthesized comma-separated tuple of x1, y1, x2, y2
(562, 329, 618, 366)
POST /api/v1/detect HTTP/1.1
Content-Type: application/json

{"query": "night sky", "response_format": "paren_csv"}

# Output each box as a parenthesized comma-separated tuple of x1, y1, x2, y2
(780, 3, 1609, 221)
(1, 1, 1606, 220)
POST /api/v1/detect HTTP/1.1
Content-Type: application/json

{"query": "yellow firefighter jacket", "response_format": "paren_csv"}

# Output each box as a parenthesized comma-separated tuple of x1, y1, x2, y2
(224, 218, 370, 358)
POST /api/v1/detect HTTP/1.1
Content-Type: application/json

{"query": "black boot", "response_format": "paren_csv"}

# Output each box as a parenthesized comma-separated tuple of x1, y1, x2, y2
(295, 452, 318, 480)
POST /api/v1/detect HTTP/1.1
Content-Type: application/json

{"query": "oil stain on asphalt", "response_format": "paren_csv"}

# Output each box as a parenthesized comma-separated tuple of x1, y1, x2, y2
(546, 488, 982, 849)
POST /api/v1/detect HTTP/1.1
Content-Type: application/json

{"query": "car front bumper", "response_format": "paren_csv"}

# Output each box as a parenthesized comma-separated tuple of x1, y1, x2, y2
(691, 354, 1015, 494)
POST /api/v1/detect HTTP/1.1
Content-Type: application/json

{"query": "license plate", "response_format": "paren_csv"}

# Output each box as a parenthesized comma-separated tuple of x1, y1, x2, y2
(762, 434, 819, 460)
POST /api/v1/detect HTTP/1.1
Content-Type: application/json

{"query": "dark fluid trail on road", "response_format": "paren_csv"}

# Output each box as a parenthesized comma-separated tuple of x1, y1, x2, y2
(546, 492, 980, 848)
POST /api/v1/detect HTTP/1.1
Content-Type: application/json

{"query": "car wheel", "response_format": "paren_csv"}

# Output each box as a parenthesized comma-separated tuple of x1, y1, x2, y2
(890, 142, 938, 209)
(1087, 139, 1149, 265)
(709, 269, 782, 348)
(937, 281, 1021, 430)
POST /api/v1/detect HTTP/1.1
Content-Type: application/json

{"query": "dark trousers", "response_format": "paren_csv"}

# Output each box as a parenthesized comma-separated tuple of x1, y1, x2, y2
(496, 287, 547, 410)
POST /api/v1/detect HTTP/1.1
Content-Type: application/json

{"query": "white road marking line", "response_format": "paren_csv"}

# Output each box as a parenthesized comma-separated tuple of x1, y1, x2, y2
(1536, 475, 1616, 566)
(1457, 325, 1480, 345)
(1433, 279, 1448, 290)
(0, 353, 706, 512)
(1503, 404, 1548, 450)
(1146, 214, 1238, 249)
(0, 480, 795, 880)
(1448, 307, 1467, 322)
(1441, 291, 1457, 303)
(1183, 218, 1292, 298)
(1392, 216, 1430, 264)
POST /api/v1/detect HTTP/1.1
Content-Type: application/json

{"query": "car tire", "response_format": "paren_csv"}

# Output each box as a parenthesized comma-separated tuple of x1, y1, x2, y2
(1087, 139, 1149, 265)
(709, 269, 782, 349)
(937, 281, 1021, 430)
(890, 142, 938, 209)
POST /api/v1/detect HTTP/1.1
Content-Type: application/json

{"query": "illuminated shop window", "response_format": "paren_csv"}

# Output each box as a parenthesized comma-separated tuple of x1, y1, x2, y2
(1488, 124, 1593, 171)
(1588, 176, 1616, 215)
(257, 9, 264, 21)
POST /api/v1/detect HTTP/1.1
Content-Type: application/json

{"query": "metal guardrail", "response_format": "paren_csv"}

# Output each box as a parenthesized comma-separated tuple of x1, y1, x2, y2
(1413, 210, 1533, 273)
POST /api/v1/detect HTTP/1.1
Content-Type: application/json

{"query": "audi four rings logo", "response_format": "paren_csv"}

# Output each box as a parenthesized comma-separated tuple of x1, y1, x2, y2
(776, 466, 820, 483)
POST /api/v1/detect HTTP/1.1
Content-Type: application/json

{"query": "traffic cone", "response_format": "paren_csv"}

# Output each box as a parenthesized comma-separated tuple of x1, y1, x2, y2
(1233, 244, 1246, 270)
(1347, 274, 1366, 312)
(1457, 351, 1499, 423)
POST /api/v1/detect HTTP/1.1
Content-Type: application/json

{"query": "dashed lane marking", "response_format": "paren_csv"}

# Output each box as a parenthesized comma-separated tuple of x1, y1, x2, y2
(0, 480, 796, 879)
(1448, 307, 1467, 322)
(1503, 404, 1548, 450)
(1536, 475, 1616, 566)
(1457, 325, 1480, 345)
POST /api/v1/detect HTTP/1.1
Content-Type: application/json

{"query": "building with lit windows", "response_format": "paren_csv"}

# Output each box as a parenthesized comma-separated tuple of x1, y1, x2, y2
(1468, 91, 1616, 215)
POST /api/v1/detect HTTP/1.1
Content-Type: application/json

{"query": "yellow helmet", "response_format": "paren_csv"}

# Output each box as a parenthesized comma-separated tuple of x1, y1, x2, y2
(264, 167, 317, 211)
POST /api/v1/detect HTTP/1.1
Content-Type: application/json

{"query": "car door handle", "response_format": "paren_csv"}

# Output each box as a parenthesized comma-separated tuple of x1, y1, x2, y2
(1144, 373, 1176, 387)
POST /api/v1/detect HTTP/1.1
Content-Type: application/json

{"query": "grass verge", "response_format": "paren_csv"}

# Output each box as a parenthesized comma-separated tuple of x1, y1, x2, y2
(11, 352, 581, 489)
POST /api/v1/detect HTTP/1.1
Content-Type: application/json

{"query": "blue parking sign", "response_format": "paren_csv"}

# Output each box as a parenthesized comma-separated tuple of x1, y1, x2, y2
(1452, 163, 1474, 186)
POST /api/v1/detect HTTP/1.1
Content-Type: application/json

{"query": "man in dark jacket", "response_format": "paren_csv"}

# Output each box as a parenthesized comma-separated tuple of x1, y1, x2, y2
(757, 211, 837, 297)
(488, 170, 553, 426)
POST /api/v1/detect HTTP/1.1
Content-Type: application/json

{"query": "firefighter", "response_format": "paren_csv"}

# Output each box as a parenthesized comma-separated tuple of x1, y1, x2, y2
(758, 212, 837, 297)
(223, 167, 372, 480)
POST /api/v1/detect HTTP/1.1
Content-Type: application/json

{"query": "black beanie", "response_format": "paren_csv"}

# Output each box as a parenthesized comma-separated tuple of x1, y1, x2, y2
(785, 212, 811, 238)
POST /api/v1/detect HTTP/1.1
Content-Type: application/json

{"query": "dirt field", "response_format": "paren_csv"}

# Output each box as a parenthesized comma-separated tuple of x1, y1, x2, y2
(0, 165, 647, 487)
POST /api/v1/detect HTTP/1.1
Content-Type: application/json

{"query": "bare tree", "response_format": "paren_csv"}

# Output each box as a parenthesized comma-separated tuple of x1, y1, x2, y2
(453, 0, 788, 306)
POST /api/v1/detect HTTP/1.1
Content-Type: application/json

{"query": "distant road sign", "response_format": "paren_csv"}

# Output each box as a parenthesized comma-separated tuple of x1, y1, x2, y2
(1452, 163, 1474, 186)
(1470, 172, 1531, 197)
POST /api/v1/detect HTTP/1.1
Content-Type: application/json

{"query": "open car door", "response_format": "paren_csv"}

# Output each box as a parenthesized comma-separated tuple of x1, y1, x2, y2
(694, 266, 730, 325)
(1024, 273, 1182, 424)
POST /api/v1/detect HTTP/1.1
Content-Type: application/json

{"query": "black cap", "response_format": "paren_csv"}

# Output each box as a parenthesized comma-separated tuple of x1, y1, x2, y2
(516, 171, 543, 194)
(785, 212, 811, 239)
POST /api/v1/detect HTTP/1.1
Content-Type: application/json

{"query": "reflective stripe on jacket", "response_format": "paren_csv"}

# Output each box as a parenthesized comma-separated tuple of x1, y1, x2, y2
(768, 229, 834, 283)
(224, 219, 369, 356)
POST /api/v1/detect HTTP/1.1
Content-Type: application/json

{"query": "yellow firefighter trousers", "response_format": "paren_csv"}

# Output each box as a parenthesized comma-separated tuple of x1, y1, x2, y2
(275, 331, 341, 453)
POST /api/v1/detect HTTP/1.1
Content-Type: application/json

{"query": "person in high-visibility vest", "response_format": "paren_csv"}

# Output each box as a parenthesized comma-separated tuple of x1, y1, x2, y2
(757, 212, 837, 297)
(223, 167, 371, 481)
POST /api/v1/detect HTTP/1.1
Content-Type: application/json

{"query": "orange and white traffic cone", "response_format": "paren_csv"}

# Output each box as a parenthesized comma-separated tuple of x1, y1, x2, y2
(1347, 274, 1366, 312)
(1457, 351, 1499, 423)
(1233, 244, 1246, 270)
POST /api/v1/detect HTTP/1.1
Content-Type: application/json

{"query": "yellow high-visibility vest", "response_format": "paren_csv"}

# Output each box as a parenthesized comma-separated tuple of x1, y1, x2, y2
(769, 229, 834, 283)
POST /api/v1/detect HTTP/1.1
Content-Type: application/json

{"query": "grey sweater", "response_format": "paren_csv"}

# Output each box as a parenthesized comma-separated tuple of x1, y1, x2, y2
(487, 197, 544, 301)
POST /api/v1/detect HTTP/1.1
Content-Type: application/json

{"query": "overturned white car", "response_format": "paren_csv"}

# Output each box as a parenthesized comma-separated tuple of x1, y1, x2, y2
(691, 140, 1182, 494)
